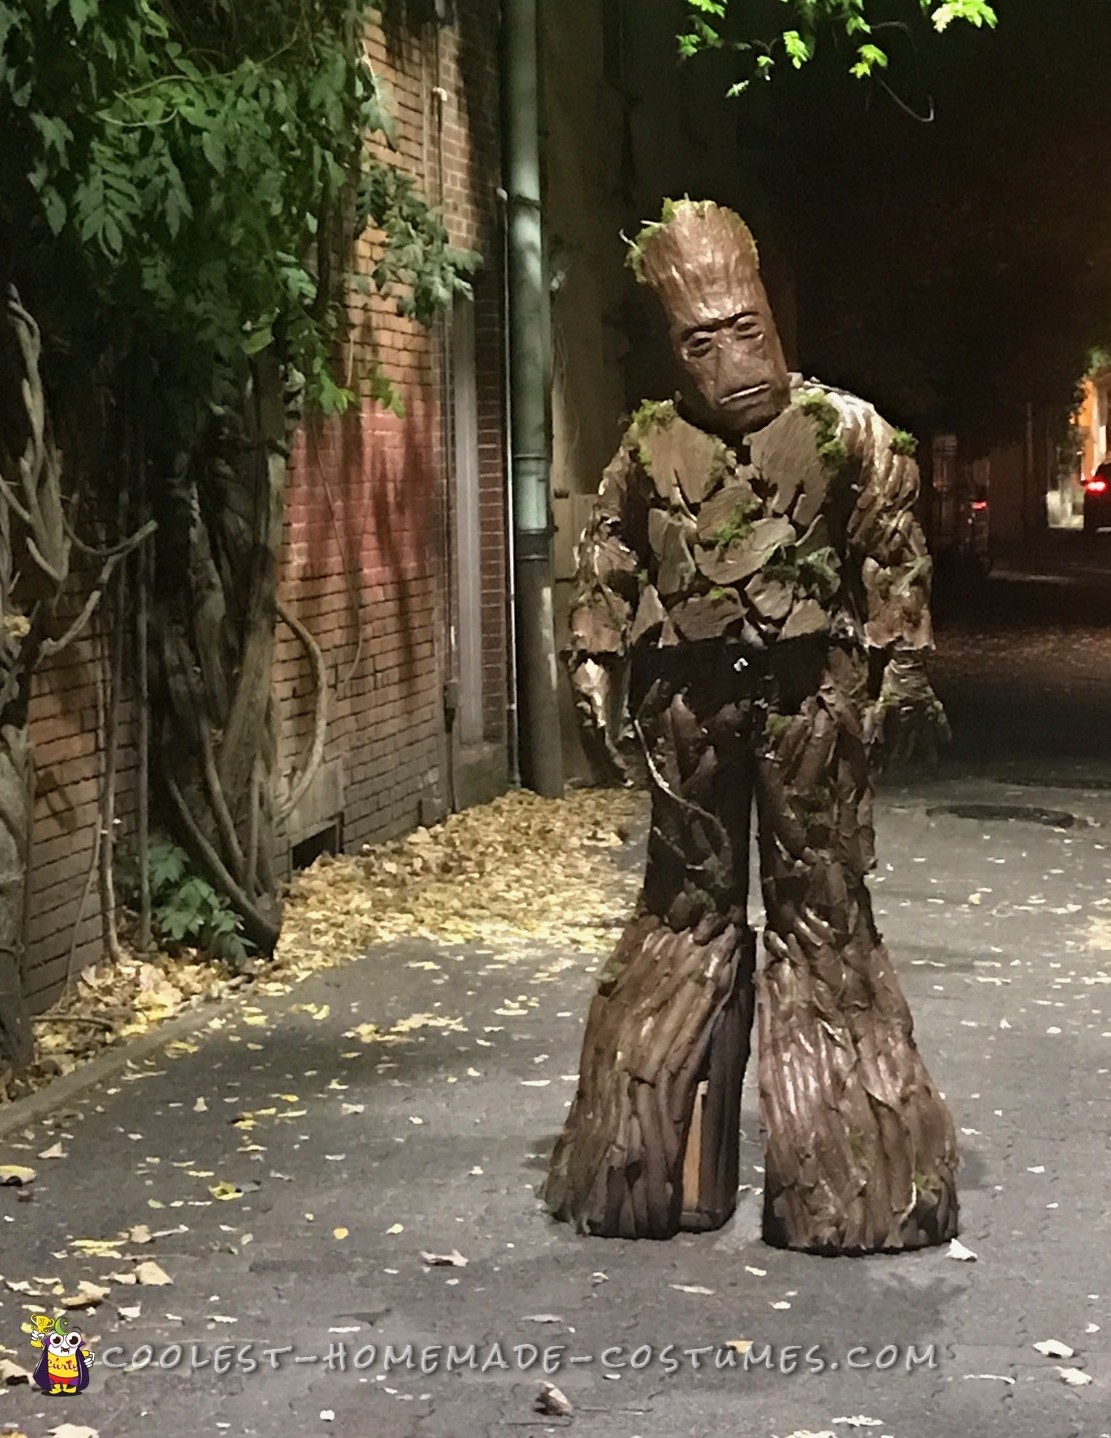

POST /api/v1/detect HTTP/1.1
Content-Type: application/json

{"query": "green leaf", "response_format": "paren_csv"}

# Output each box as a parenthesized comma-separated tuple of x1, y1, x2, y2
(42, 187, 67, 234)
(241, 324, 274, 355)
(68, 0, 98, 32)
(200, 128, 226, 174)
(782, 29, 813, 68)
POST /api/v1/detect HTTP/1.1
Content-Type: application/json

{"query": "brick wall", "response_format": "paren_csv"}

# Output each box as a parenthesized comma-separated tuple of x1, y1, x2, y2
(21, 2, 510, 1010)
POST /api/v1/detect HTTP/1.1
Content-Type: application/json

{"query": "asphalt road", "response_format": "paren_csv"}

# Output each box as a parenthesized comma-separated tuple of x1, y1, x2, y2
(931, 530, 1111, 777)
(1, 534, 1111, 1437)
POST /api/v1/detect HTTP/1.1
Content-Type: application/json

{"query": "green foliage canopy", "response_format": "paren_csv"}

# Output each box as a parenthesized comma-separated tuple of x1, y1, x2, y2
(0, 0, 479, 418)
(679, 0, 997, 93)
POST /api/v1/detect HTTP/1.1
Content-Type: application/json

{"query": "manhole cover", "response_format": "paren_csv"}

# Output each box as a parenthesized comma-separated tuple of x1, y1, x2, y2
(927, 803, 1089, 829)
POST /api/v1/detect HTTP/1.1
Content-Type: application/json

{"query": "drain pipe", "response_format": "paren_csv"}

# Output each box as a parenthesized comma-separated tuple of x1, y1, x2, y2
(503, 0, 564, 799)
(498, 185, 521, 788)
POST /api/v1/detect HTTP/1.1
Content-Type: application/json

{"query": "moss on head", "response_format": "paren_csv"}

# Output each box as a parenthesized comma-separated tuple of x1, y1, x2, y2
(626, 198, 759, 283)
(891, 429, 918, 458)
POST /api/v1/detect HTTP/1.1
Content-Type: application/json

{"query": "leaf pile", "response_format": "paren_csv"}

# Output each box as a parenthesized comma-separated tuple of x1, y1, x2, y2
(2, 788, 645, 1104)
(280, 787, 646, 961)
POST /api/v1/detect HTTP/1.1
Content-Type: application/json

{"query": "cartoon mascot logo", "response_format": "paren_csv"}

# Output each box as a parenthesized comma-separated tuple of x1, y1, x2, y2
(29, 1313, 95, 1394)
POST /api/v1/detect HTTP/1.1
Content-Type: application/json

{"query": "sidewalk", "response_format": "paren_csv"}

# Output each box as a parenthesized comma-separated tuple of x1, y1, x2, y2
(1, 772, 1110, 1438)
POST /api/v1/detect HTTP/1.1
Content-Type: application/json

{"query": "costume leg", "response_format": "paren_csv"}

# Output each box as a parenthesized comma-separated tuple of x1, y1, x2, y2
(755, 644, 958, 1254)
(545, 650, 757, 1238)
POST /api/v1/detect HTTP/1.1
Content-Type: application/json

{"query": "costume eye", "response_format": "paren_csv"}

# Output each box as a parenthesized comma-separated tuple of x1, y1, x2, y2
(685, 333, 714, 360)
(732, 315, 761, 338)
(67, 1333, 82, 1348)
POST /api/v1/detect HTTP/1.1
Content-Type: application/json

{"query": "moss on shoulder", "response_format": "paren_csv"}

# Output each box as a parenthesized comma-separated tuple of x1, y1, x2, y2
(891, 429, 918, 457)
(629, 397, 677, 436)
(795, 388, 849, 475)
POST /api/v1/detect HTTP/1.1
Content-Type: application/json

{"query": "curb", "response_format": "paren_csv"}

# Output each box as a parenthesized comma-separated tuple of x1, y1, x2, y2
(0, 988, 247, 1142)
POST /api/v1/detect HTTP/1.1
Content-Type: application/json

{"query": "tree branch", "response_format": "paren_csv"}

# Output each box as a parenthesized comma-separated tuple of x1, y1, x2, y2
(38, 520, 157, 663)
(274, 599, 328, 824)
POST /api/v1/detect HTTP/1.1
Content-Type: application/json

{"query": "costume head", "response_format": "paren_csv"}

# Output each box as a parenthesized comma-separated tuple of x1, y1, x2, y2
(629, 199, 790, 436)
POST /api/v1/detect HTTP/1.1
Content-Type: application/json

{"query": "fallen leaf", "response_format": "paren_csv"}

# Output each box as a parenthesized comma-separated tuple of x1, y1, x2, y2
(0, 1165, 36, 1186)
(948, 1239, 978, 1262)
(725, 1338, 752, 1355)
(534, 1382, 573, 1417)
(771, 1300, 792, 1310)
(669, 1283, 714, 1296)
(386, 1223, 404, 1235)
(208, 1180, 259, 1201)
(333, 1228, 349, 1241)
(420, 1249, 468, 1267)
(46, 1426, 100, 1438)
(522, 1313, 564, 1325)
(0, 1356, 31, 1384)
(70, 1239, 123, 1256)
(1057, 1366, 1093, 1387)
(117, 1304, 141, 1321)
(193, 1098, 208, 1113)
(832, 1421, 883, 1430)
(134, 1261, 173, 1287)
(127, 1225, 153, 1245)
(1033, 1339, 1075, 1359)
(37, 1142, 66, 1160)
(744, 1265, 766, 1277)
(61, 1280, 110, 1309)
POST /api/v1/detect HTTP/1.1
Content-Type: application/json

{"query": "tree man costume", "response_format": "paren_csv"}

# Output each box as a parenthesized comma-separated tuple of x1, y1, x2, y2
(543, 200, 958, 1255)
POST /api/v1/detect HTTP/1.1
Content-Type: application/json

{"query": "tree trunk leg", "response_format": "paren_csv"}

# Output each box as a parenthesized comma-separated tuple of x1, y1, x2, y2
(755, 646, 959, 1254)
(545, 662, 758, 1238)
(544, 910, 754, 1238)
(680, 927, 755, 1230)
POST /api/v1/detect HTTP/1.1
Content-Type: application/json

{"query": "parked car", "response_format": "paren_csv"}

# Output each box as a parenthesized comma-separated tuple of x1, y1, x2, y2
(1084, 461, 1111, 532)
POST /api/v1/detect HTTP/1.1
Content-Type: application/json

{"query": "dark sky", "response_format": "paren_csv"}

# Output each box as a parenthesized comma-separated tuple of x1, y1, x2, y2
(729, 0, 1111, 446)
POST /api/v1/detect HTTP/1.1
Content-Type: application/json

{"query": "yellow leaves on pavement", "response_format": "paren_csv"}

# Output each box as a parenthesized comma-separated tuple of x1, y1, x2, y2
(0, 1165, 36, 1186)
(134, 1261, 172, 1286)
(59, 1279, 110, 1309)
(1, 788, 643, 1106)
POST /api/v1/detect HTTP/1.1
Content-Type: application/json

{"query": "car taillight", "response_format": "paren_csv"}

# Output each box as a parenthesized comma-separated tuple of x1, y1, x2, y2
(971, 501, 988, 511)
(1087, 478, 1109, 493)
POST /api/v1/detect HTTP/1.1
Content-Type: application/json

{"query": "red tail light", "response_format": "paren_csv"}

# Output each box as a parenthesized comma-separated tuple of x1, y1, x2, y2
(971, 501, 988, 511)
(1087, 478, 1109, 494)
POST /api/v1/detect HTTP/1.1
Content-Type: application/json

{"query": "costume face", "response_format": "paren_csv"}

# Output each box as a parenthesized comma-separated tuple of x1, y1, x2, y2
(633, 200, 791, 437)
(669, 282, 789, 436)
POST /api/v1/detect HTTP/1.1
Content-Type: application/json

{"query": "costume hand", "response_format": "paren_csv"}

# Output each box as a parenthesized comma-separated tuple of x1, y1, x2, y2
(570, 658, 635, 788)
(871, 649, 951, 771)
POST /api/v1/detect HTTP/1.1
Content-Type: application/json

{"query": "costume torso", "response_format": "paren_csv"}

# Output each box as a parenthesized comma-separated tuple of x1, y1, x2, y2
(573, 378, 933, 667)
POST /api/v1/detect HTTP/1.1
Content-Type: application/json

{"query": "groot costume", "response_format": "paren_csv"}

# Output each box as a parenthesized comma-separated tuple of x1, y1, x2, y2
(544, 200, 958, 1255)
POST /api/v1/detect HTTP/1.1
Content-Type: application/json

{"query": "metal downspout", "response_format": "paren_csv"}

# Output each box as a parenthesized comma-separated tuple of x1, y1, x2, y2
(503, 0, 564, 798)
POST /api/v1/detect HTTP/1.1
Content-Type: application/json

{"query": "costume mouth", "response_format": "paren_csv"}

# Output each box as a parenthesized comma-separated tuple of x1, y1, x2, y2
(720, 383, 770, 404)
